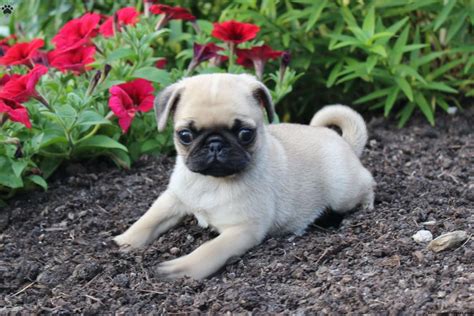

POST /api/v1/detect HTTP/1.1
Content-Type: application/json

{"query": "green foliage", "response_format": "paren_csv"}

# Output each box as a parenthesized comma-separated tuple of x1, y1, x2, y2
(0, 0, 472, 202)
(0, 0, 297, 201)
(218, 0, 473, 126)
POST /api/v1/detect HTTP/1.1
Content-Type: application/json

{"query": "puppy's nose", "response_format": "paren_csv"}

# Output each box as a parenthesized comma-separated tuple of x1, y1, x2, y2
(207, 136, 224, 154)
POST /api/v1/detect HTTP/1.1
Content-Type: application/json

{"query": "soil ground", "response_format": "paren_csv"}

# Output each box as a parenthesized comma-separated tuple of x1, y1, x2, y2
(1, 109, 473, 314)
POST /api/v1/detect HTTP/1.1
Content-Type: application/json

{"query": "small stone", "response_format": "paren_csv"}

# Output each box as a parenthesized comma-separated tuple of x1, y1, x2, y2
(72, 262, 102, 281)
(170, 247, 180, 255)
(112, 274, 129, 287)
(412, 250, 424, 263)
(421, 220, 436, 226)
(428, 231, 468, 252)
(412, 230, 433, 243)
(447, 107, 457, 115)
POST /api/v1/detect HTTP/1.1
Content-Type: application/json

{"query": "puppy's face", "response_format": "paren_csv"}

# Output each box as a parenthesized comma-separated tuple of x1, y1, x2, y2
(154, 74, 274, 177)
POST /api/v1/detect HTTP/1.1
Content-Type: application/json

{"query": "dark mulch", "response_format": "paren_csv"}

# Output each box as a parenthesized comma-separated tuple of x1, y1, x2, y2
(1, 109, 473, 314)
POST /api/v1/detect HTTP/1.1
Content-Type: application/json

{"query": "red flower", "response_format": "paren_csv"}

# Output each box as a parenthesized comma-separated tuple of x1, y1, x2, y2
(0, 74, 13, 87)
(236, 45, 283, 79)
(236, 45, 283, 67)
(108, 79, 154, 133)
(52, 13, 100, 51)
(99, 7, 140, 37)
(0, 39, 44, 67)
(0, 65, 48, 103)
(155, 58, 167, 69)
(211, 20, 260, 44)
(0, 35, 17, 56)
(48, 46, 96, 74)
(193, 43, 224, 63)
(150, 4, 195, 21)
(0, 97, 31, 128)
(0, 35, 17, 46)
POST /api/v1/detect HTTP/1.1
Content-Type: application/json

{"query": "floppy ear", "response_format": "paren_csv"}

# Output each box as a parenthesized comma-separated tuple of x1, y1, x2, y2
(239, 74, 275, 123)
(252, 83, 275, 124)
(154, 84, 184, 132)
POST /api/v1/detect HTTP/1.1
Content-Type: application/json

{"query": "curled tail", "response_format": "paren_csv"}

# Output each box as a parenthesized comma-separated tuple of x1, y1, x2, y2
(310, 105, 368, 157)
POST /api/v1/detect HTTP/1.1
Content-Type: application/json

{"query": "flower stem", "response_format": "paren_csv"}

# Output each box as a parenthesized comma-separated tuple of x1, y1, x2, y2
(76, 111, 114, 144)
(155, 15, 168, 31)
(228, 42, 235, 72)
(34, 94, 52, 111)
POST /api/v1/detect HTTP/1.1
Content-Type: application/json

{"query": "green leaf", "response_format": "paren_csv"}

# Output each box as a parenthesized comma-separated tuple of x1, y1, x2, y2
(55, 103, 78, 129)
(390, 24, 410, 66)
(411, 51, 445, 68)
(370, 31, 395, 42)
(382, 17, 409, 44)
(340, 6, 358, 29)
(436, 97, 450, 112)
(11, 160, 28, 178)
(421, 81, 458, 93)
(0, 157, 23, 189)
(348, 26, 369, 43)
(196, 20, 213, 35)
(446, 12, 468, 43)
(27, 175, 48, 191)
(384, 87, 399, 117)
(141, 139, 161, 153)
(107, 149, 131, 169)
(326, 61, 343, 87)
(369, 45, 387, 57)
(433, 0, 456, 31)
(76, 135, 128, 152)
(402, 44, 429, 52)
(76, 110, 111, 127)
(395, 76, 414, 101)
(397, 102, 416, 128)
(395, 64, 426, 84)
(427, 59, 464, 80)
(366, 55, 378, 74)
(133, 67, 171, 86)
(39, 158, 63, 179)
(106, 48, 135, 63)
(305, 0, 328, 32)
(354, 87, 392, 104)
(414, 92, 435, 125)
(328, 34, 361, 50)
(362, 6, 375, 38)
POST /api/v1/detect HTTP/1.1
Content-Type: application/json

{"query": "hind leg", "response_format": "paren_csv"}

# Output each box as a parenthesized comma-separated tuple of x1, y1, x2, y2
(361, 187, 375, 211)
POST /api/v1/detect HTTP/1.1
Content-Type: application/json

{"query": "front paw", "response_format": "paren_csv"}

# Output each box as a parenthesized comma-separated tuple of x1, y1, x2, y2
(155, 256, 202, 280)
(113, 232, 148, 250)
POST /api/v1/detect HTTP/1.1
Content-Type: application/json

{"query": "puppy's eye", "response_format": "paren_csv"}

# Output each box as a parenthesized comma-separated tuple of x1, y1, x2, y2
(177, 129, 193, 145)
(238, 128, 255, 144)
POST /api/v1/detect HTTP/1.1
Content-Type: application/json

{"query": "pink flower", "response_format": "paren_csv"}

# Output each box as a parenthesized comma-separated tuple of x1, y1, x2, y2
(0, 97, 31, 128)
(0, 65, 48, 102)
(236, 44, 283, 79)
(150, 4, 195, 21)
(99, 7, 140, 37)
(193, 43, 224, 63)
(52, 13, 101, 51)
(108, 79, 154, 133)
(211, 20, 260, 45)
(0, 39, 44, 67)
(48, 46, 96, 74)
(150, 4, 195, 30)
(155, 58, 167, 69)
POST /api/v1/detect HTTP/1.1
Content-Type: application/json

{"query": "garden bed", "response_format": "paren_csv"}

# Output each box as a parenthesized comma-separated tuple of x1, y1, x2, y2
(1, 110, 472, 314)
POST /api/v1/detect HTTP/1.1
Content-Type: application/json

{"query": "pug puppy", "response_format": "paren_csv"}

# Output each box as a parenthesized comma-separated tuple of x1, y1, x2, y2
(113, 73, 375, 280)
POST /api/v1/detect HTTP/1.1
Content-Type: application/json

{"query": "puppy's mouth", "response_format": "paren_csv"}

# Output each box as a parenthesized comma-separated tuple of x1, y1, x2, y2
(187, 154, 250, 177)
(186, 149, 250, 178)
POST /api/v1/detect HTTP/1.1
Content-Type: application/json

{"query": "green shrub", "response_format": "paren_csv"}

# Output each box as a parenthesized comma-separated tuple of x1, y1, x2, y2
(219, 0, 473, 126)
(0, 1, 296, 203)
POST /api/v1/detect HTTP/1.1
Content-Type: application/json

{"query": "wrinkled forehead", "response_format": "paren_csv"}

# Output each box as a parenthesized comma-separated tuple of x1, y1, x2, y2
(174, 75, 262, 129)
